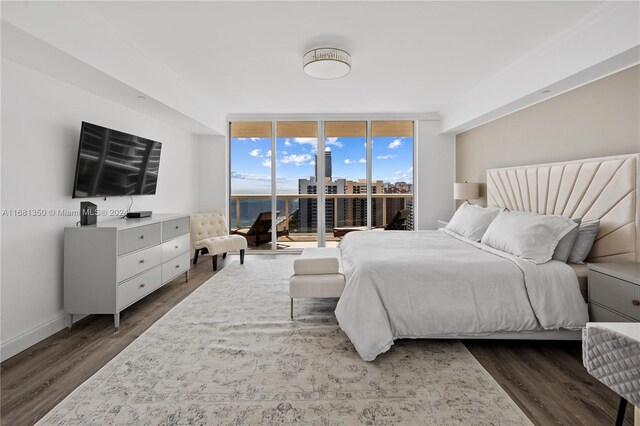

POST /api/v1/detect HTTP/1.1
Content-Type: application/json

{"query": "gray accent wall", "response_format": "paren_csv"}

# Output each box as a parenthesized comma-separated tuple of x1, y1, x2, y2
(456, 65, 640, 204)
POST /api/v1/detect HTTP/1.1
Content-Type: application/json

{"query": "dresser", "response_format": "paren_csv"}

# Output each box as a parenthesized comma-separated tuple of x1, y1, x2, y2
(64, 213, 191, 329)
(588, 263, 640, 323)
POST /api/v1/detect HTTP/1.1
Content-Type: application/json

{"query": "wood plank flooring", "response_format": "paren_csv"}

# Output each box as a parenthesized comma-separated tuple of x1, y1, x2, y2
(1, 255, 634, 426)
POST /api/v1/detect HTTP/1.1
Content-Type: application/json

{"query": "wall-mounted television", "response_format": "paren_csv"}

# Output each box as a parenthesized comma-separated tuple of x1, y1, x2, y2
(72, 122, 162, 198)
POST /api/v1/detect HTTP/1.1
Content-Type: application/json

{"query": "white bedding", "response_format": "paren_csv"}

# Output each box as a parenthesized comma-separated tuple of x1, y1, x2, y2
(334, 229, 589, 361)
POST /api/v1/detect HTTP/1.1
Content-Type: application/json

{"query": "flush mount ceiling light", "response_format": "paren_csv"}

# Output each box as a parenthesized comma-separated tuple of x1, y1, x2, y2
(303, 48, 351, 79)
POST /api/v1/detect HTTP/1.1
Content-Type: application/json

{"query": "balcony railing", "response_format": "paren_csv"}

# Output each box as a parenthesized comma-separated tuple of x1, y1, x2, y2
(230, 193, 413, 232)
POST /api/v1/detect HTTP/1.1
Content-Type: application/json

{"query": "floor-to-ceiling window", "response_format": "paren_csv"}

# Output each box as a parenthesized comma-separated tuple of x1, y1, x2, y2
(275, 122, 318, 250)
(229, 119, 414, 252)
(372, 121, 415, 230)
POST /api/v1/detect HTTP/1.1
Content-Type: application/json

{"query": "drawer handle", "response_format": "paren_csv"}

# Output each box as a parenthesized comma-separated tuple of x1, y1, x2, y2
(174, 245, 179, 249)
(139, 235, 144, 240)
(139, 259, 145, 264)
(632, 299, 639, 306)
(139, 283, 146, 288)
(175, 226, 179, 230)
(175, 264, 180, 269)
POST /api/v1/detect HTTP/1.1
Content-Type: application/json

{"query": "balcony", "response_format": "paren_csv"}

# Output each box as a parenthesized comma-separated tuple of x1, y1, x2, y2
(230, 193, 414, 250)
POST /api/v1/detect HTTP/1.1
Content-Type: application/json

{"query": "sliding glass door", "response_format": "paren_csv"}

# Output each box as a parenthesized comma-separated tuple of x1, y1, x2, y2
(229, 120, 414, 252)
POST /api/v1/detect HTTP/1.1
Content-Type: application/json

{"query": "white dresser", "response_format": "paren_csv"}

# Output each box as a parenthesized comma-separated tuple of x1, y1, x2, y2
(64, 213, 191, 329)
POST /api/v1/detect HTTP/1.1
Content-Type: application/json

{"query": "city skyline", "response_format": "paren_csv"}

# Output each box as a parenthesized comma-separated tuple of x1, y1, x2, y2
(230, 136, 413, 194)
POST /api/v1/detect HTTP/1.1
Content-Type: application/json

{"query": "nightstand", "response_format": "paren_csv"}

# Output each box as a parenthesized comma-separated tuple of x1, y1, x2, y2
(588, 263, 640, 322)
(437, 220, 448, 229)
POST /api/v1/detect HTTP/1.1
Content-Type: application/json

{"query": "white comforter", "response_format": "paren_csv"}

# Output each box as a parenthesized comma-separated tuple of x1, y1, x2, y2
(335, 229, 589, 361)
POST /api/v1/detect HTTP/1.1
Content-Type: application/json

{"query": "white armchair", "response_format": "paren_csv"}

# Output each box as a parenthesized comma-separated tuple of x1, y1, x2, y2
(191, 212, 247, 271)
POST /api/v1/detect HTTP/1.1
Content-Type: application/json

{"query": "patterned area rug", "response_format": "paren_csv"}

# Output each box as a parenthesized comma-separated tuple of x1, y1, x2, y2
(39, 257, 531, 425)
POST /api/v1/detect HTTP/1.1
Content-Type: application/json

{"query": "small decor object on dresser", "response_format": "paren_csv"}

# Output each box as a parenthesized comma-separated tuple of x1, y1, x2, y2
(588, 263, 640, 322)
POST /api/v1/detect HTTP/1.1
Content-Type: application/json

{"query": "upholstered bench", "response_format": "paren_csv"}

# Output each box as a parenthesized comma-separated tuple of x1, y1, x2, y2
(289, 247, 345, 318)
(191, 212, 247, 271)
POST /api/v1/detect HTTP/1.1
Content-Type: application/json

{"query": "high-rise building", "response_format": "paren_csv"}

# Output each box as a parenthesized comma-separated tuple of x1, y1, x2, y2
(314, 149, 332, 180)
(344, 179, 384, 227)
(298, 177, 346, 232)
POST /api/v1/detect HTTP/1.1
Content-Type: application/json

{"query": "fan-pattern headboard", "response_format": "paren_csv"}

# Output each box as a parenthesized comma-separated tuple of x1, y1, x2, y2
(487, 154, 639, 263)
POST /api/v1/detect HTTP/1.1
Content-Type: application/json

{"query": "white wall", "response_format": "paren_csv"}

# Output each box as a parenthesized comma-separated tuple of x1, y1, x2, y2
(0, 59, 200, 361)
(416, 120, 455, 230)
(197, 135, 228, 217)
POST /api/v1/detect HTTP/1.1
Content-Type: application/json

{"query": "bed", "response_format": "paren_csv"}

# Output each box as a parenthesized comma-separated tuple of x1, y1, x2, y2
(335, 153, 639, 361)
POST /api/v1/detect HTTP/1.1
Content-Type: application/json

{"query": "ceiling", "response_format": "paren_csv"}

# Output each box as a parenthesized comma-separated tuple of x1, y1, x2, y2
(2, 1, 639, 135)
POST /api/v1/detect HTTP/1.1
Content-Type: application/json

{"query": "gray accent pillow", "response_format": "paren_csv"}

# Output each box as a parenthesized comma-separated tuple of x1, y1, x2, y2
(553, 218, 581, 263)
(568, 219, 600, 264)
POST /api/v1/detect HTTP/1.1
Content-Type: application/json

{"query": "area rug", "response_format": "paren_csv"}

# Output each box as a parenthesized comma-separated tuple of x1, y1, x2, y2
(39, 256, 531, 425)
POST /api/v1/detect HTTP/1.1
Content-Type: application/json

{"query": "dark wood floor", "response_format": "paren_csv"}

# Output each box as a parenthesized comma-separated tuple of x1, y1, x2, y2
(1, 255, 633, 426)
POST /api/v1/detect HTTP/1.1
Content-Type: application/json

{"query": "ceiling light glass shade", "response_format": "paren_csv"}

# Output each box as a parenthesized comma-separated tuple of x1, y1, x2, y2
(303, 48, 351, 79)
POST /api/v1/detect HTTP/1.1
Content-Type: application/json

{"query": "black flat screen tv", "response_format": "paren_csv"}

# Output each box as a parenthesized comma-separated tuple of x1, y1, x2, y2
(72, 122, 162, 198)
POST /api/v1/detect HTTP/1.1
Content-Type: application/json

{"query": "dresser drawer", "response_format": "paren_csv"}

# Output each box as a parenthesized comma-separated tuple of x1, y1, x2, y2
(118, 223, 161, 255)
(162, 217, 190, 242)
(162, 233, 190, 261)
(590, 303, 635, 323)
(162, 252, 190, 283)
(117, 266, 162, 310)
(589, 271, 640, 321)
(117, 244, 162, 283)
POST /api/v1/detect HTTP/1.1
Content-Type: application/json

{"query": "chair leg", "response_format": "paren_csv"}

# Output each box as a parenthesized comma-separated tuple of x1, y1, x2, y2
(290, 298, 293, 319)
(222, 252, 227, 259)
(193, 248, 200, 265)
(616, 397, 627, 426)
(212, 255, 218, 271)
(240, 249, 245, 264)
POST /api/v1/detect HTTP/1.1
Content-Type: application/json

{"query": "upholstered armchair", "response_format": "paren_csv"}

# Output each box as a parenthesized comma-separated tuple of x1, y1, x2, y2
(190, 212, 247, 271)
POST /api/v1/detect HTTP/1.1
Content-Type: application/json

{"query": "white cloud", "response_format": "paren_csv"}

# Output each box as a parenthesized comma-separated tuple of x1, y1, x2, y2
(358, 158, 366, 163)
(281, 153, 312, 166)
(231, 171, 270, 182)
(388, 139, 402, 149)
(309, 160, 316, 166)
(249, 149, 262, 157)
(250, 137, 260, 142)
(284, 139, 292, 147)
(266, 150, 272, 158)
(377, 154, 397, 160)
(344, 158, 355, 164)
(293, 137, 318, 153)
(262, 159, 271, 168)
(281, 150, 288, 155)
(231, 170, 291, 183)
(326, 137, 343, 148)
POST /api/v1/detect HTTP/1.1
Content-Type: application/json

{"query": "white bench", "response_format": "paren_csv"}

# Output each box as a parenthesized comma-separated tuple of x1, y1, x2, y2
(289, 247, 345, 318)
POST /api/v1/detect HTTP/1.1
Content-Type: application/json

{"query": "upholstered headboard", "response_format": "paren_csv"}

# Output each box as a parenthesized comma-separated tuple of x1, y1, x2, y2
(487, 154, 640, 263)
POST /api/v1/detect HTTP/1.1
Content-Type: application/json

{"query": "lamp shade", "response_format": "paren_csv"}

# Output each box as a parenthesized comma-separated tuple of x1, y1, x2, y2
(453, 182, 480, 200)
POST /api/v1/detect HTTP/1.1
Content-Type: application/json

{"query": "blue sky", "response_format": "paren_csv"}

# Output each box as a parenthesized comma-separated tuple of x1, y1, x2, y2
(231, 136, 413, 194)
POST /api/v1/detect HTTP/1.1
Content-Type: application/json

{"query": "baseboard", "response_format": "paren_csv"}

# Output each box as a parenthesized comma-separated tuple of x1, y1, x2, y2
(1, 312, 85, 362)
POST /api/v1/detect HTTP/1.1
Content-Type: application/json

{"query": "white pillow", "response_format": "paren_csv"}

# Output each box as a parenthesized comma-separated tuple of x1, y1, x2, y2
(445, 202, 501, 242)
(481, 211, 578, 264)
(568, 219, 600, 264)
(552, 218, 581, 263)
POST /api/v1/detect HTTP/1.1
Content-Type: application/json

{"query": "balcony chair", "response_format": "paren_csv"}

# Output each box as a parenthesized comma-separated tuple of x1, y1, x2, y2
(191, 212, 247, 271)
(332, 209, 411, 238)
(231, 211, 289, 248)
(383, 209, 412, 230)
